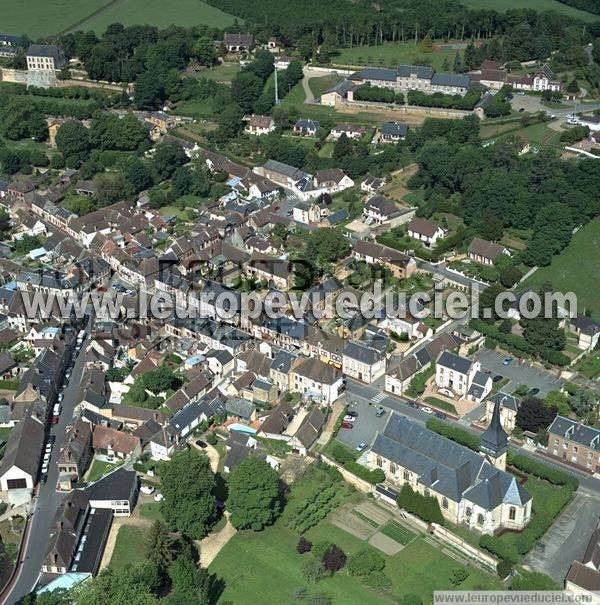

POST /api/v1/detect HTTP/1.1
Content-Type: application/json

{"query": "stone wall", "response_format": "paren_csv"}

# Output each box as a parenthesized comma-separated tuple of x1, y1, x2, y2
(431, 523, 499, 571)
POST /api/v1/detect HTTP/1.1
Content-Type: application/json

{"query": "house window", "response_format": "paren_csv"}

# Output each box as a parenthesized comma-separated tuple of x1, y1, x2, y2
(390, 463, 397, 475)
(477, 514, 484, 526)
(442, 498, 448, 509)
(465, 507, 472, 517)
(509, 507, 516, 521)
(376, 456, 383, 468)
(573, 446, 578, 453)
(403, 469, 410, 481)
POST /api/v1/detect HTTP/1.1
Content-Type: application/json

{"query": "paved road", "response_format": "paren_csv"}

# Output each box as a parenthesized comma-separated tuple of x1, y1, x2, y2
(345, 378, 600, 494)
(525, 491, 600, 581)
(4, 327, 89, 605)
(474, 348, 563, 396)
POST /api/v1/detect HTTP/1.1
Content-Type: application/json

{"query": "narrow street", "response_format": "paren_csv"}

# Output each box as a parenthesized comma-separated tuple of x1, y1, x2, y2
(3, 324, 89, 605)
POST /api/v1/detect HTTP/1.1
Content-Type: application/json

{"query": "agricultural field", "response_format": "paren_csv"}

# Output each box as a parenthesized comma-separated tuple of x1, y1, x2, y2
(0, 0, 239, 38)
(522, 218, 600, 320)
(332, 42, 462, 71)
(463, 0, 600, 22)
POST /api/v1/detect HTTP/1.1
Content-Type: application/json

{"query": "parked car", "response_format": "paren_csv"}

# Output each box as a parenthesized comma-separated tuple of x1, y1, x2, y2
(196, 440, 207, 448)
(356, 442, 368, 452)
(43, 452, 51, 463)
(58, 393, 64, 402)
(407, 401, 419, 409)
(154, 492, 164, 502)
(40, 474, 48, 484)
(140, 485, 155, 495)
(341, 422, 354, 429)
(97, 285, 107, 292)
(434, 411, 447, 420)
(421, 406, 433, 414)
(49, 435, 56, 444)
(502, 357, 513, 366)
(346, 411, 358, 418)
(41, 462, 49, 474)
(45, 442, 52, 454)
(528, 387, 540, 396)
(375, 407, 386, 417)
(493, 374, 504, 383)
(343, 415, 356, 423)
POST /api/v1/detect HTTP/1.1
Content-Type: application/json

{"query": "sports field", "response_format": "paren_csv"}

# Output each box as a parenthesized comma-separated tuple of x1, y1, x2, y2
(0, 0, 239, 38)
(522, 218, 600, 320)
(333, 41, 460, 71)
(464, 0, 599, 22)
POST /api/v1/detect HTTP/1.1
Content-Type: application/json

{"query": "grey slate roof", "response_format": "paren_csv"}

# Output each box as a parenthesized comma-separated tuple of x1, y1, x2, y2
(380, 122, 408, 137)
(548, 416, 600, 450)
(486, 391, 518, 412)
(431, 73, 471, 88)
(370, 413, 530, 508)
(437, 351, 472, 374)
(344, 340, 384, 365)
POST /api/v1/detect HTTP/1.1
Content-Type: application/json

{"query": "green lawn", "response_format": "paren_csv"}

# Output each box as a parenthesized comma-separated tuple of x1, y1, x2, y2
(280, 80, 307, 106)
(138, 502, 163, 522)
(194, 63, 240, 83)
(576, 350, 600, 380)
(108, 525, 147, 569)
(1, 0, 239, 37)
(463, 0, 599, 22)
(333, 42, 461, 71)
(308, 75, 343, 101)
(87, 458, 121, 482)
(521, 218, 600, 320)
(424, 397, 458, 415)
(211, 517, 500, 604)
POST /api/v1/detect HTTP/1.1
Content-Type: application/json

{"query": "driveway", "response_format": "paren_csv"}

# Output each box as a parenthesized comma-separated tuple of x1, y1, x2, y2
(474, 348, 563, 396)
(525, 492, 600, 582)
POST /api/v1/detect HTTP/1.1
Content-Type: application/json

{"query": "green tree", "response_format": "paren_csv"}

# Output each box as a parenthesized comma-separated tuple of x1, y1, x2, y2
(499, 266, 522, 288)
(566, 78, 580, 94)
(146, 520, 178, 574)
(231, 71, 263, 113)
(227, 457, 281, 530)
(159, 449, 217, 539)
(195, 36, 217, 67)
(74, 562, 160, 605)
(55, 121, 90, 163)
(153, 142, 188, 181)
(167, 550, 213, 604)
(134, 70, 165, 110)
(120, 156, 153, 194)
(1, 100, 48, 142)
(95, 173, 129, 206)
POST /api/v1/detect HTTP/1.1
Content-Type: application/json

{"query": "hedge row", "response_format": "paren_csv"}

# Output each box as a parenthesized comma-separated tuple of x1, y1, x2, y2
(425, 419, 480, 451)
(407, 88, 481, 110)
(470, 319, 570, 367)
(479, 535, 519, 564)
(287, 484, 337, 535)
(397, 484, 444, 524)
(507, 452, 579, 490)
(328, 442, 385, 484)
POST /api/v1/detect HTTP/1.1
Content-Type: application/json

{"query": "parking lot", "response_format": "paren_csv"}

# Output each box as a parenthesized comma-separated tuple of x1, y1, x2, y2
(474, 348, 563, 396)
(337, 399, 390, 450)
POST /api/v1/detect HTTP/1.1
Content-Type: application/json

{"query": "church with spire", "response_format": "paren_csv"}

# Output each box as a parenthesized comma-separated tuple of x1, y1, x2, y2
(365, 402, 532, 534)
(480, 396, 510, 471)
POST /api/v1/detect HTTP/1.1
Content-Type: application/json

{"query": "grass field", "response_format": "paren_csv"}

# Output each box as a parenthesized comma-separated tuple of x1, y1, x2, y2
(463, 0, 599, 22)
(522, 218, 600, 320)
(108, 525, 147, 569)
(210, 520, 500, 604)
(333, 42, 461, 71)
(87, 458, 121, 482)
(0, 0, 239, 37)
(194, 63, 240, 83)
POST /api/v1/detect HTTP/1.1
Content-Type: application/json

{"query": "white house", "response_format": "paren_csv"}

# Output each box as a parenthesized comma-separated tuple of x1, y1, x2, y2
(0, 414, 44, 500)
(315, 168, 354, 194)
(342, 341, 386, 383)
(244, 114, 276, 136)
(291, 357, 343, 405)
(407, 217, 446, 247)
(435, 351, 491, 402)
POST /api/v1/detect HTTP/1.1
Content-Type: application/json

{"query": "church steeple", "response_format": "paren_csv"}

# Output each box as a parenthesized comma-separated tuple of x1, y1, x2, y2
(480, 398, 509, 470)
